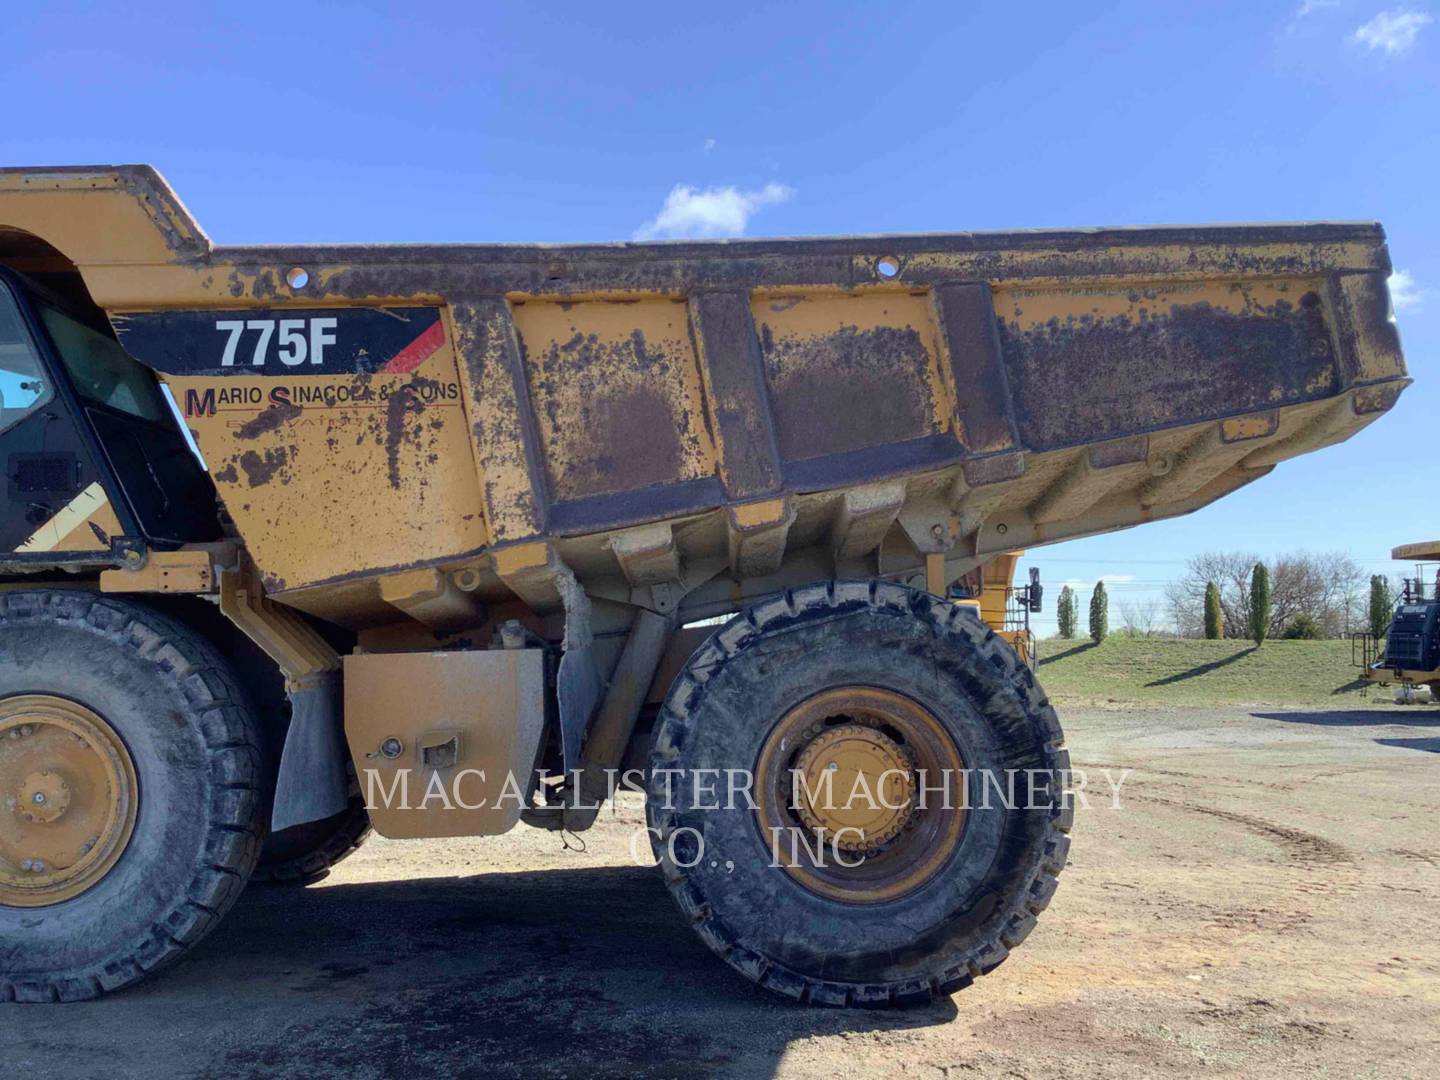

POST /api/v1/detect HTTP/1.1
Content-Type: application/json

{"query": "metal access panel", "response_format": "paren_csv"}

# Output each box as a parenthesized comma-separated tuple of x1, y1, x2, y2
(342, 649, 545, 839)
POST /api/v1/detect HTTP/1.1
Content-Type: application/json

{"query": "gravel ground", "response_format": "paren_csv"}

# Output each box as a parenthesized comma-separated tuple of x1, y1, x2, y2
(5, 703, 1439, 1079)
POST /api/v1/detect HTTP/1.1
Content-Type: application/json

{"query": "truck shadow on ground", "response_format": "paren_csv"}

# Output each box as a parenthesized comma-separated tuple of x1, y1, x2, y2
(1252, 708, 1440, 727)
(1253, 708, 1440, 754)
(151, 864, 956, 1080)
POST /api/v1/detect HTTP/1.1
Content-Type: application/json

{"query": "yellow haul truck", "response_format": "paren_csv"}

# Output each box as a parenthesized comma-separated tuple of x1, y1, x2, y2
(0, 166, 1409, 1006)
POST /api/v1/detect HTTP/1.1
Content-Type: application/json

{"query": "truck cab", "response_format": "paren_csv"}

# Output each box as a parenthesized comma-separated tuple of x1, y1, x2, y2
(0, 267, 219, 565)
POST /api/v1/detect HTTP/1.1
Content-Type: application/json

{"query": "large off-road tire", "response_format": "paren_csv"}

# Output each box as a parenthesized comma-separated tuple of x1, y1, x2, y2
(253, 794, 371, 886)
(648, 580, 1071, 1007)
(0, 590, 263, 1002)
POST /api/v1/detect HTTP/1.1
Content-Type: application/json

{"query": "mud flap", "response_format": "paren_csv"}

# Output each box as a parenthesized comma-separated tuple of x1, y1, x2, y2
(271, 672, 349, 831)
(556, 568, 601, 773)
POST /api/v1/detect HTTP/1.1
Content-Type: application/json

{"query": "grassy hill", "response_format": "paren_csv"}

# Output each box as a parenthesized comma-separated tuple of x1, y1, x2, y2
(1035, 637, 1374, 707)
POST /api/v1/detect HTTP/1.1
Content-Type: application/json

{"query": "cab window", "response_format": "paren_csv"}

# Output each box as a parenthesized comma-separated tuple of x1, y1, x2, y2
(38, 304, 167, 424)
(0, 282, 53, 435)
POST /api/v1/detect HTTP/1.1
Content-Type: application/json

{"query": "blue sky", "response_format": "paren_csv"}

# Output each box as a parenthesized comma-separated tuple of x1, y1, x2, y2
(4, 2, 1435, 630)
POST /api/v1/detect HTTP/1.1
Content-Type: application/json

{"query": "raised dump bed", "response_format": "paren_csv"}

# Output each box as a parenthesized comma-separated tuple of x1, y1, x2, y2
(0, 165, 1410, 1008)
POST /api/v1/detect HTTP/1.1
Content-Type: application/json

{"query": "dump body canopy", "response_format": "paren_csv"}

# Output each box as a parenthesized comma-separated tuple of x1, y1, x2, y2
(0, 166, 1410, 629)
(1392, 542, 1440, 561)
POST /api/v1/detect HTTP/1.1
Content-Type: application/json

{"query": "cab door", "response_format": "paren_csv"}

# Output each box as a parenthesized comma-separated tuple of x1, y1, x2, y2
(0, 273, 118, 556)
(0, 268, 221, 558)
(34, 298, 220, 546)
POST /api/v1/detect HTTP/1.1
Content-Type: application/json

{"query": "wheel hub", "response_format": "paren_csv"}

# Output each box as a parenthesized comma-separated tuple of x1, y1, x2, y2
(793, 724, 915, 851)
(0, 695, 138, 907)
(17, 770, 72, 824)
(754, 686, 968, 904)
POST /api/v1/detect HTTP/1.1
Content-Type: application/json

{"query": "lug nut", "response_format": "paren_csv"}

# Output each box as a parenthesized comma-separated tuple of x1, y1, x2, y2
(20, 859, 32, 872)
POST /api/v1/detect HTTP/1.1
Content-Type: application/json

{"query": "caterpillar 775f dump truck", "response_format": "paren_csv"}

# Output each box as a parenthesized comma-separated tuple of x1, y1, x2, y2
(0, 166, 1409, 1005)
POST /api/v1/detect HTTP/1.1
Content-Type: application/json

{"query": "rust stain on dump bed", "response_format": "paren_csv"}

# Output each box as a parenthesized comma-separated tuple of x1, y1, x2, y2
(512, 299, 715, 503)
(753, 291, 948, 462)
(238, 446, 290, 487)
(999, 281, 1339, 450)
(761, 323, 935, 459)
(235, 400, 302, 440)
(385, 378, 434, 490)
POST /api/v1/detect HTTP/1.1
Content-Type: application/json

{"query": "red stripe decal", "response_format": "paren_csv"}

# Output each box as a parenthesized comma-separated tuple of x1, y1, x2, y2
(381, 320, 446, 374)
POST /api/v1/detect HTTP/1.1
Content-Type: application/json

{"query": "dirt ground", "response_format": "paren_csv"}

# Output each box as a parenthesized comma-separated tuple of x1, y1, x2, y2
(4, 703, 1439, 1079)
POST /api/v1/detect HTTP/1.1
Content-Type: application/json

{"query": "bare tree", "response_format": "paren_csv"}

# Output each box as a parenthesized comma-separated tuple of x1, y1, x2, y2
(1166, 551, 1365, 639)
(1118, 599, 1163, 637)
(1166, 551, 1256, 638)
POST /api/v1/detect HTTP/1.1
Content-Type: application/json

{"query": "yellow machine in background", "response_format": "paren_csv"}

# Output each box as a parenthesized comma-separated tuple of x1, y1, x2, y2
(954, 550, 1038, 667)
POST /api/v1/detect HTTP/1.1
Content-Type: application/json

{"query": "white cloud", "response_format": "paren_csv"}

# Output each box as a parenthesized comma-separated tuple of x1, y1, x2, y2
(703, 138, 717, 154)
(1353, 8, 1433, 54)
(1389, 269, 1428, 312)
(1281, 0, 1340, 38)
(633, 182, 794, 241)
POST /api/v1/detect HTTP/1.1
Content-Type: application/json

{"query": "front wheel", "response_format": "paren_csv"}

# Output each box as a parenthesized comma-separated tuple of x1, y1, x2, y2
(648, 580, 1071, 1007)
(0, 591, 263, 1002)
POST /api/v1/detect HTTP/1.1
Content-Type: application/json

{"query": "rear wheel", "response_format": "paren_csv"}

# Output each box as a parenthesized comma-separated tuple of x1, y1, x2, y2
(254, 794, 371, 886)
(0, 591, 263, 1002)
(648, 580, 1071, 1007)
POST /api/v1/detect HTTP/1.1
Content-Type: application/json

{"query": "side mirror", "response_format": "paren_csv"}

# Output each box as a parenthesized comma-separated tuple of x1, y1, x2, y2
(1027, 567, 1043, 613)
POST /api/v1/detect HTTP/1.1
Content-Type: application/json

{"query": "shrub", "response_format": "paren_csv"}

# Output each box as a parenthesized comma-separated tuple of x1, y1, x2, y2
(1280, 613, 1323, 640)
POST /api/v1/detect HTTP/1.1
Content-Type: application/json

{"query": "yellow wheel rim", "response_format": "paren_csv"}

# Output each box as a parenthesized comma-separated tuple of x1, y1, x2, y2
(0, 695, 138, 908)
(755, 687, 967, 904)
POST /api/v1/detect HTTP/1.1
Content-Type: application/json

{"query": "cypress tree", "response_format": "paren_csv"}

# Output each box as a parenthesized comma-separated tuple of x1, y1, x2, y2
(1368, 575, 1392, 642)
(1057, 586, 1076, 639)
(1249, 562, 1271, 645)
(1203, 580, 1223, 640)
(1088, 581, 1108, 644)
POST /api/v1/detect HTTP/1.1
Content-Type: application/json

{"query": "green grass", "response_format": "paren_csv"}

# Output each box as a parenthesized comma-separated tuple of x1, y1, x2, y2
(1035, 636, 1372, 707)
